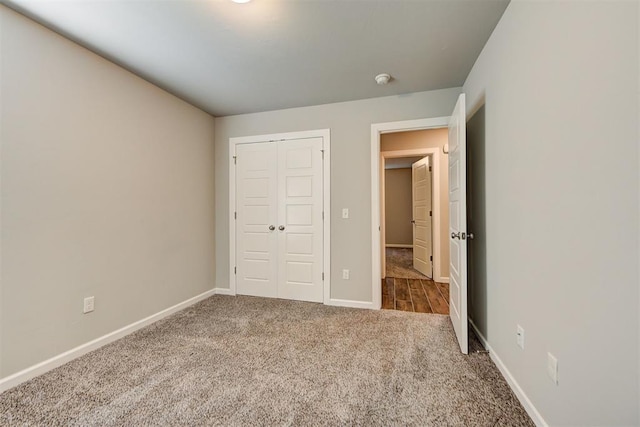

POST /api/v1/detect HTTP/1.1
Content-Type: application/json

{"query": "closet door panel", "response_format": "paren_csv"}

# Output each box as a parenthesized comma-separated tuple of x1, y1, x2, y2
(277, 138, 324, 302)
(236, 142, 278, 298)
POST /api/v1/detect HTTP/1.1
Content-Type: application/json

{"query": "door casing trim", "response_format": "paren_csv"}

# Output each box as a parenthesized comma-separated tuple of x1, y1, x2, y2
(229, 129, 331, 303)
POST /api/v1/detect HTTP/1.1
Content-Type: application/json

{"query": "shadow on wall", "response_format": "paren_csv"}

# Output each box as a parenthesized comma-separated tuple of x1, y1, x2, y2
(467, 105, 487, 338)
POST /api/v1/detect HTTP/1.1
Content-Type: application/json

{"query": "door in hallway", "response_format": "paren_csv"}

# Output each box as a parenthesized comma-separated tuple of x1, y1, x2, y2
(412, 156, 433, 278)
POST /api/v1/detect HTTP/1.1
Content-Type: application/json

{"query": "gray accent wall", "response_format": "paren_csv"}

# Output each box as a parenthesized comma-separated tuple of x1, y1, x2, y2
(0, 6, 216, 377)
(463, 1, 639, 425)
(214, 88, 461, 302)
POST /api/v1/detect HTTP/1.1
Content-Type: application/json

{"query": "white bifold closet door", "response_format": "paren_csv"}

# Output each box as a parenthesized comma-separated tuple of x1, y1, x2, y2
(236, 137, 323, 303)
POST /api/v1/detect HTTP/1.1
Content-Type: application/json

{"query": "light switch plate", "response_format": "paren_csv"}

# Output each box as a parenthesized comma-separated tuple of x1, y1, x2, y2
(342, 208, 349, 219)
(83, 296, 95, 314)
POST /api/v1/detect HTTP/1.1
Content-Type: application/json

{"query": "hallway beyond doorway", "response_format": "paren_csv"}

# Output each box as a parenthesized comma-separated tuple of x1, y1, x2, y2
(385, 247, 430, 279)
(382, 277, 449, 314)
(384, 247, 449, 314)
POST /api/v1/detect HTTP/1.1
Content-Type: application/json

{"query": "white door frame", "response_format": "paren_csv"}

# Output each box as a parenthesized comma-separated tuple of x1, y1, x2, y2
(371, 117, 449, 309)
(229, 129, 331, 303)
(380, 149, 441, 279)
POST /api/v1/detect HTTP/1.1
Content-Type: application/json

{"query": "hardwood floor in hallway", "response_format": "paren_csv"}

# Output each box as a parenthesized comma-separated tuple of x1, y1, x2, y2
(382, 277, 450, 314)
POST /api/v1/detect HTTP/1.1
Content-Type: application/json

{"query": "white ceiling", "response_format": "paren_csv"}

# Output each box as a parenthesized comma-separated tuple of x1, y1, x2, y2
(3, 0, 509, 117)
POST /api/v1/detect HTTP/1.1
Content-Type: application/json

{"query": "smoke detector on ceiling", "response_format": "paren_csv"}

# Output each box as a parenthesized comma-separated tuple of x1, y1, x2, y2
(375, 73, 391, 85)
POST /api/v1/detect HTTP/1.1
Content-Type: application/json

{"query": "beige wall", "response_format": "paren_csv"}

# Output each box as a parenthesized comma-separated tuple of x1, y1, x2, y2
(381, 128, 449, 278)
(464, 1, 638, 425)
(215, 88, 461, 302)
(0, 6, 216, 377)
(384, 168, 412, 245)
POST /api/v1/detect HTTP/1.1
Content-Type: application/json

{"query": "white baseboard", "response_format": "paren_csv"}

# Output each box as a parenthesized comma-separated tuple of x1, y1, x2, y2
(435, 276, 449, 284)
(0, 288, 216, 393)
(469, 319, 547, 427)
(326, 298, 376, 310)
(213, 287, 371, 310)
(385, 244, 413, 248)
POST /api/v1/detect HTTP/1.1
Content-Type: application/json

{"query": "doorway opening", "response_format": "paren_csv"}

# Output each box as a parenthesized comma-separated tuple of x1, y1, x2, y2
(379, 129, 450, 313)
(370, 117, 450, 311)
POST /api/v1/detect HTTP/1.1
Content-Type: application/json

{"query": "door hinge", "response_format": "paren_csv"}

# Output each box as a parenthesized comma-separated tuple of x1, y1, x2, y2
(234, 211, 237, 220)
(234, 266, 237, 275)
(322, 211, 324, 220)
(321, 149, 325, 159)
(429, 211, 432, 217)
(233, 155, 237, 165)
(430, 255, 433, 261)
(322, 272, 325, 281)
(429, 166, 432, 172)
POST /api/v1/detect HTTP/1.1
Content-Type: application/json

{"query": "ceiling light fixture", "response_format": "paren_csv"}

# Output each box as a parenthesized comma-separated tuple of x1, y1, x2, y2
(375, 73, 391, 85)
(231, 0, 252, 3)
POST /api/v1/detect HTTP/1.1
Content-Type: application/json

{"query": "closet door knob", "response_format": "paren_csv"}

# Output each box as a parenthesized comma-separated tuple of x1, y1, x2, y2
(278, 225, 285, 231)
(269, 225, 275, 231)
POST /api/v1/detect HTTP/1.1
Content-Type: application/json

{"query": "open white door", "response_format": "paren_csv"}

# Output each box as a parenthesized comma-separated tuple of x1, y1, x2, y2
(449, 94, 468, 354)
(412, 156, 432, 278)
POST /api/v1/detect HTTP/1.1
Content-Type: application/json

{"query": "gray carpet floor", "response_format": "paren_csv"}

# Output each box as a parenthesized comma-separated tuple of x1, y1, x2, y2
(386, 247, 431, 279)
(0, 295, 533, 426)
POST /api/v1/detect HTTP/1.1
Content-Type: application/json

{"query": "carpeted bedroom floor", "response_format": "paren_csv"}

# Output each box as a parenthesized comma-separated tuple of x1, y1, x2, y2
(0, 295, 533, 426)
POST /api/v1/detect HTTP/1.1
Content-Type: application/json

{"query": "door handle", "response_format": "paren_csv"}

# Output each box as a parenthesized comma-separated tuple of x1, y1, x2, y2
(451, 232, 460, 239)
(278, 225, 285, 231)
(269, 225, 275, 231)
(468, 232, 474, 240)
(410, 220, 416, 224)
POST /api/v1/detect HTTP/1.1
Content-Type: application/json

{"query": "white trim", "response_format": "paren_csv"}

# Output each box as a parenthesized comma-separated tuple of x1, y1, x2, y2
(229, 139, 237, 296)
(469, 319, 548, 427)
(372, 117, 450, 310)
(437, 277, 450, 284)
(385, 244, 413, 248)
(326, 298, 376, 310)
(229, 129, 331, 304)
(212, 287, 235, 296)
(373, 117, 449, 134)
(322, 131, 332, 305)
(0, 289, 216, 393)
(380, 154, 386, 277)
